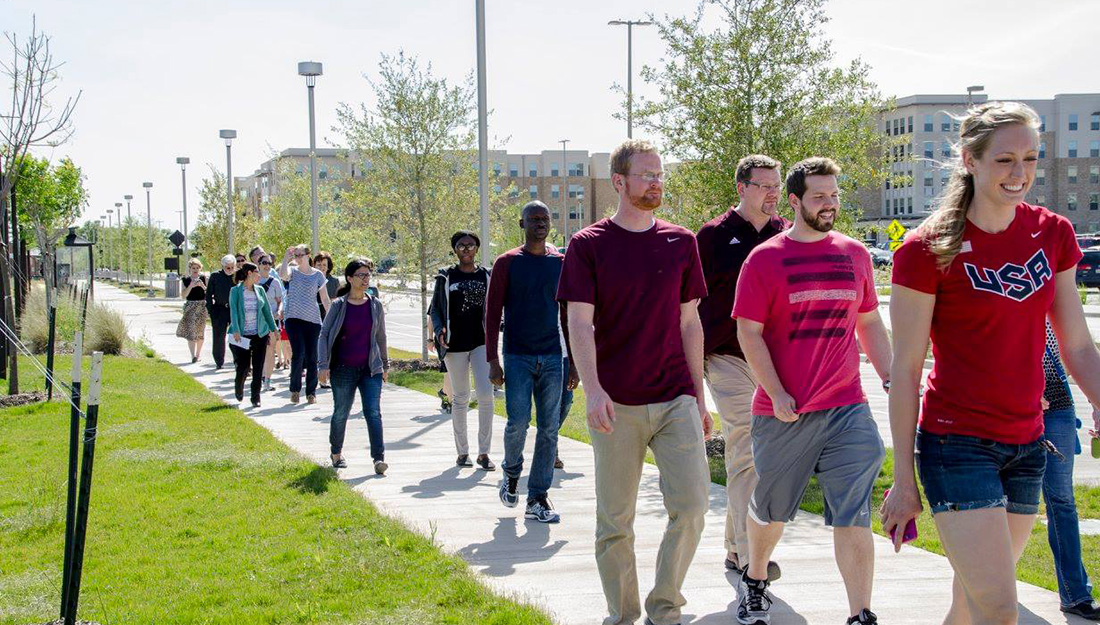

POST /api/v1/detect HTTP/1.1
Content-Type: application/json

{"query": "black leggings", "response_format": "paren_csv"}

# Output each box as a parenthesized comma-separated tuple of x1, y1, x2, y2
(230, 334, 269, 403)
(285, 318, 321, 396)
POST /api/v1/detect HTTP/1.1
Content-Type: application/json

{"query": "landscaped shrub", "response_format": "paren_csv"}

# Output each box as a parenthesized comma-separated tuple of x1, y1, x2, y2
(86, 302, 128, 355)
(20, 285, 83, 354)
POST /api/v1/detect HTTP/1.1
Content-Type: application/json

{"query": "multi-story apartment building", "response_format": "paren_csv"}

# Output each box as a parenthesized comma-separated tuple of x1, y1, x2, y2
(235, 148, 618, 241)
(863, 92, 1100, 235)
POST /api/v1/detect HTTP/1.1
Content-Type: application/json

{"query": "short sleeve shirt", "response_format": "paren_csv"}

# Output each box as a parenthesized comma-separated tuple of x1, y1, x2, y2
(283, 268, 328, 325)
(733, 231, 877, 415)
(891, 203, 1081, 444)
(446, 267, 489, 353)
(556, 218, 708, 406)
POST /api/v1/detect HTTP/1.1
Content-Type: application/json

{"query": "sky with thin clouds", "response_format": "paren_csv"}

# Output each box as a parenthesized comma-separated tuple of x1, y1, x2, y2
(2, 0, 1097, 234)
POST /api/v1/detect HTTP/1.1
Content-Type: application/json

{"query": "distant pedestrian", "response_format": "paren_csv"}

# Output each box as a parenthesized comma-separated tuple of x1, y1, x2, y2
(176, 258, 208, 363)
(884, 101, 1100, 624)
(257, 253, 285, 391)
(228, 262, 277, 407)
(557, 139, 712, 625)
(205, 254, 236, 369)
(319, 259, 390, 475)
(486, 200, 578, 523)
(278, 244, 332, 404)
(429, 230, 495, 471)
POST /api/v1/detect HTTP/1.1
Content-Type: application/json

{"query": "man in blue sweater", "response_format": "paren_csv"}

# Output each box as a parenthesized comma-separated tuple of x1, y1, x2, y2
(485, 200, 579, 524)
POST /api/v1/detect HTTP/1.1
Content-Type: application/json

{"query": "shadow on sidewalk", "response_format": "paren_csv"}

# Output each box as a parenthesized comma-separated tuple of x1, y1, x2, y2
(402, 465, 491, 499)
(458, 517, 568, 576)
(687, 594, 808, 624)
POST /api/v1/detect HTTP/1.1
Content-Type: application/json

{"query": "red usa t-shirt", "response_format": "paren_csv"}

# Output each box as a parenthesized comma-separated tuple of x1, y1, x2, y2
(556, 218, 708, 406)
(892, 203, 1082, 444)
(732, 231, 878, 416)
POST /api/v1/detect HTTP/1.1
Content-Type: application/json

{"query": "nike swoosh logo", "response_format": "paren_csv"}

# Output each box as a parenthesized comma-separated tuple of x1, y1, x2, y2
(1031, 231, 1041, 238)
(667, 237, 679, 243)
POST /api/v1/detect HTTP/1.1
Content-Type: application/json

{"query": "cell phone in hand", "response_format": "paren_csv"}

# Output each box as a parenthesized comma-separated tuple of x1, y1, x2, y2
(884, 488, 918, 544)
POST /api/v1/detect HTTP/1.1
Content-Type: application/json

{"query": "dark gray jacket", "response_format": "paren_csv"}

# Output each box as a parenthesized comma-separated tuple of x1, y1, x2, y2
(317, 295, 388, 376)
(428, 265, 490, 360)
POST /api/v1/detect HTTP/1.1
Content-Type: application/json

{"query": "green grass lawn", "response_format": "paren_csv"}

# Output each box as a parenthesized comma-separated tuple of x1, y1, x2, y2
(0, 354, 551, 625)
(388, 347, 1098, 600)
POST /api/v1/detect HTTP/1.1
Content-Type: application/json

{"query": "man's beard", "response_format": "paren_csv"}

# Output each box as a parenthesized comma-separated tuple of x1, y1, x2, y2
(801, 205, 835, 233)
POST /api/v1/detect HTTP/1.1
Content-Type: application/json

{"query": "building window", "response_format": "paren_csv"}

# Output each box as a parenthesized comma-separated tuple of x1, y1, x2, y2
(1036, 168, 1045, 185)
(318, 165, 328, 180)
(923, 142, 933, 159)
(551, 165, 559, 176)
(508, 188, 519, 199)
(952, 117, 960, 132)
(1090, 166, 1099, 185)
(907, 116, 913, 133)
(1069, 192, 1078, 211)
(941, 114, 951, 132)
(568, 184, 584, 199)
(906, 142, 912, 157)
(493, 162, 502, 175)
(552, 212, 559, 220)
(923, 114, 933, 132)
(529, 164, 538, 177)
(1091, 140, 1100, 158)
(568, 163, 585, 176)
(1069, 114, 1078, 131)
(1069, 166, 1078, 184)
(907, 197, 913, 214)
(1039, 142, 1046, 159)
(1069, 140, 1078, 158)
(1092, 193, 1100, 211)
(529, 184, 538, 199)
(1039, 116, 1046, 132)
(941, 141, 951, 158)
(509, 164, 518, 177)
(892, 119, 899, 135)
(885, 178, 891, 190)
(883, 201, 889, 215)
(1092, 113, 1100, 131)
(923, 171, 933, 187)
(551, 184, 560, 199)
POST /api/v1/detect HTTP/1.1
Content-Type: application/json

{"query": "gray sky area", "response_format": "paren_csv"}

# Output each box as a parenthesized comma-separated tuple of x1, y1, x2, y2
(2, 0, 1097, 230)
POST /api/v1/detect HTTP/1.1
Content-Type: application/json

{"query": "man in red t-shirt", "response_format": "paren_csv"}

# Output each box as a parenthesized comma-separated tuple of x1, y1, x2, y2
(697, 154, 789, 580)
(557, 139, 712, 625)
(732, 157, 891, 625)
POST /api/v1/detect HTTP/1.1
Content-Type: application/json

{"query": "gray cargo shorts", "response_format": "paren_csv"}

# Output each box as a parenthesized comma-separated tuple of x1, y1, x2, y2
(748, 402, 885, 527)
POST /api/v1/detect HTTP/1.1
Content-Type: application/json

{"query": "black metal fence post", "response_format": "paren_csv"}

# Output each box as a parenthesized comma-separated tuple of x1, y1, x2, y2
(59, 331, 83, 621)
(46, 288, 57, 399)
(63, 351, 101, 625)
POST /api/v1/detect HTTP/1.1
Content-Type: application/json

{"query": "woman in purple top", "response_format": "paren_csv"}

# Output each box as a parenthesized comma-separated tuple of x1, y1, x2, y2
(318, 259, 390, 475)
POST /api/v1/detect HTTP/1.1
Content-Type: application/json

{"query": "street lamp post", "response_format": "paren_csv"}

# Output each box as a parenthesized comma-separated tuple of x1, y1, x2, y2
(105, 209, 114, 277)
(559, 139, 570, 241)
(966, 85, 985, 106)
(123, 195, 133, 283)
(143, 182, 153, 289)
(608, 19, 653, 139)
(475, 0, 491, 267)
(176, 157, 190, 259)
(219, 130, 237, 255)
(297, 61, 323, 253)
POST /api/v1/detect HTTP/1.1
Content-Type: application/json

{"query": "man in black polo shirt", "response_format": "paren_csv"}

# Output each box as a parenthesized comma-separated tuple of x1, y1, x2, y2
(696, 154, 789, 579)
(205, 254, 237, 369)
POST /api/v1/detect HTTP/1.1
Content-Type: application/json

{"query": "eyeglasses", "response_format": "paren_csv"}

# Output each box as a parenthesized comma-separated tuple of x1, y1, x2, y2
(629, 171, 665, 183)
(294, 252, 308, 258)
(352, 272, 371, 280)
(260, 260, 272, 266)
(455, 243, 478, 251)
(745, 180, 782, 193)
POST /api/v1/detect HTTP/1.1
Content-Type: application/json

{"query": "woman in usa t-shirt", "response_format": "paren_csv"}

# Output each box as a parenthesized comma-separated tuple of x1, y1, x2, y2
(882, 101, 1100, 622)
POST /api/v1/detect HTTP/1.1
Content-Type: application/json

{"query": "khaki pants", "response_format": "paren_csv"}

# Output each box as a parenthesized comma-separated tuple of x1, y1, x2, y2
(704, 353, 758, 564)
(591, 394, 710, 625)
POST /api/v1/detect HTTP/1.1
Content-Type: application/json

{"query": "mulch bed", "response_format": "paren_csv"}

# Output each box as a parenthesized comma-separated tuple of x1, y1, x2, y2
(39, 620, 102, 625)
(0, 391, 47, 408)
(389, 358, 440, 373)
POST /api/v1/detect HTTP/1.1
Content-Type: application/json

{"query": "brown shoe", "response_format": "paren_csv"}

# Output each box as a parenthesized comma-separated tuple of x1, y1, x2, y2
(307, 394, 317, 404)
(290, 392, 300, 404)
(554, 456, 564, 470)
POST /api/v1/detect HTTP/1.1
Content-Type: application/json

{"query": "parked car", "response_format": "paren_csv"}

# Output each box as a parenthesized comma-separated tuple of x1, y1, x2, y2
(1077, 249, 1100, 288)
(1077, 234, 1100, 250)
(868, 247, 893, 268)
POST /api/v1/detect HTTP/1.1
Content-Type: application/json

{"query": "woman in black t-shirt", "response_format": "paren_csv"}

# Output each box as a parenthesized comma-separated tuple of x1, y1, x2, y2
(176, 258, 209, 363)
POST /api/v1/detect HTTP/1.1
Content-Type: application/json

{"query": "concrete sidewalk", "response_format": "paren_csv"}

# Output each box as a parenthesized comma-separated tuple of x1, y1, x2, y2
(98, 282, 1078, 624)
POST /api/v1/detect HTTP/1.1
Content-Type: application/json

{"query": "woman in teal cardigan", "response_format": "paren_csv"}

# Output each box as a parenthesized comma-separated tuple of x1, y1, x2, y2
(229, 262, 278, 406)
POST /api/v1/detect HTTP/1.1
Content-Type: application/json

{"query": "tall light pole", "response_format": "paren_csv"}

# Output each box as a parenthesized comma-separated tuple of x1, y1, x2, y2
(176, 157, 190, 259)
(123, 195, 133, 283)
(219, 130, 237, 254)
(113, 202, 123, 279)
(475, 0, 491, 267)
(105, 209, 114, 275)
(143, 182, 153, 289)
(608, 19, 653, 139)
(559, 139, 570, 241)
(966, 85, 985, 106)
(297, 61, 323, 253)
(98, 216, 106, 273)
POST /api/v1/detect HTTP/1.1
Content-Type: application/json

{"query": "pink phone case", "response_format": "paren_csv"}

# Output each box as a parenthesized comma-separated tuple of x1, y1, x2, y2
(884, 488, 919, 543)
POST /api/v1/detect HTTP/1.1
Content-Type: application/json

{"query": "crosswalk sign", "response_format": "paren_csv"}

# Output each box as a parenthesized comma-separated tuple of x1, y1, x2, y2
(886, 219, 906, 242)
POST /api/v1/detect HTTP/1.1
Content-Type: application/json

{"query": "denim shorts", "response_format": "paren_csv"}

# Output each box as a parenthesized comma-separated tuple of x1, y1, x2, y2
(916, 430, 1046, 515)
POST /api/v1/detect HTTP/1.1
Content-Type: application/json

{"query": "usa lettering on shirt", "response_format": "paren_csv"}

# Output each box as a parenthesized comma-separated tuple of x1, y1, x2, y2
(963, 248, 1053, 302)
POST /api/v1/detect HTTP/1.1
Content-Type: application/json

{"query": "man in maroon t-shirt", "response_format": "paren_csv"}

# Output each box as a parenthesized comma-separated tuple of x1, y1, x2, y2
(697, 154, 788, 580)
(557, 139, 712, 625)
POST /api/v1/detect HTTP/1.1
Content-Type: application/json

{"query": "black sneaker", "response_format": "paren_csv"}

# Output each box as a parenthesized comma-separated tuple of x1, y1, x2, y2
(456, 454, 473, 467)
(725, 556, 782, 582)
(736, 572, 772, 625)
(499, 476, 519, 508)
(846, 609, 878, 624)
(1063, 599, 1100, 620)
(524, 496, 560, 523)
(476, 454, 496, 471)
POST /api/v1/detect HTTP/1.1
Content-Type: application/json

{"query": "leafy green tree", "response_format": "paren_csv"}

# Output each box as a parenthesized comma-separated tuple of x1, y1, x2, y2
(14, 155, 87, 295)
(634, 0, 891, 233)
(189, 165, 257, 268)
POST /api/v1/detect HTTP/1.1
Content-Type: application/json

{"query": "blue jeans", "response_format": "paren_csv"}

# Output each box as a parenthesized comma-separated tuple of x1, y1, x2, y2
(285, 318, 320, 396)
(329, 366, 384, 461)
(502, 353, 563, 500)
(1043, 406, 1093, 606)
(917, 430, 1045, 515)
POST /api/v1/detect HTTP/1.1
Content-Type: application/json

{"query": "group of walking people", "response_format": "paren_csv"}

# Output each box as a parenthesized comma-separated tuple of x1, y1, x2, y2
(551, 101, 1098, 625)
(175, 245, 391, 475)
